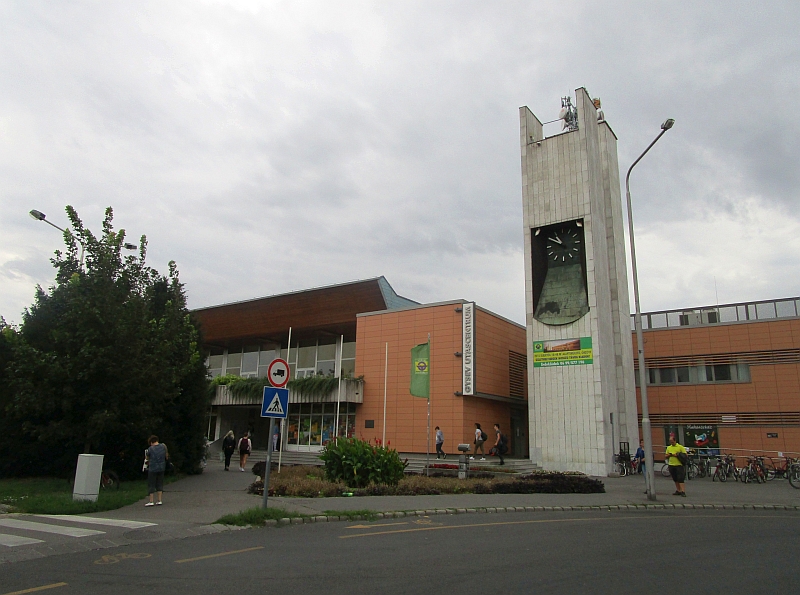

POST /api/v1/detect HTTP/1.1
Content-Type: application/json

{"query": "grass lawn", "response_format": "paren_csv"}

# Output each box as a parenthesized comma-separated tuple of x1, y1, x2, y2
(0, 476, 178, 515)
(216, 507, 378, 526)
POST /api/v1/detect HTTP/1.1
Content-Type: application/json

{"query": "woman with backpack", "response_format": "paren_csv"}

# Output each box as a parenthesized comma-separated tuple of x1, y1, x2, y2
(471, 423, 486, 461)
(493, 423, 508, 466)
(222, 430, 236, 471)
(237, 432, 251, 472)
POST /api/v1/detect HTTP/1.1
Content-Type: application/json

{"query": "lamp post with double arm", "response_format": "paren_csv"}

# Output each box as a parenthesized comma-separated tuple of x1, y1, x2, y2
(625, 118, 675, 501)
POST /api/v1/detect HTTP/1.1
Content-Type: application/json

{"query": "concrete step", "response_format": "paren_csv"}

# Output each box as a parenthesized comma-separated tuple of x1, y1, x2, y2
(246, 449, 538, 474)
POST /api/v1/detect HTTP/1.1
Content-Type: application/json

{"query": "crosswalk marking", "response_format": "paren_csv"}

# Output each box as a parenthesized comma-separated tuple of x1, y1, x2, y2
(35, 515, 157, 529)
(0, 519, 104, 537)
(0, 533, 45, 547)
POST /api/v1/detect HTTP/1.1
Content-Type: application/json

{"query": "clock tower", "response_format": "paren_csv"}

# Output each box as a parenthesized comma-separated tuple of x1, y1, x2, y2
(520, 88, 638, 476)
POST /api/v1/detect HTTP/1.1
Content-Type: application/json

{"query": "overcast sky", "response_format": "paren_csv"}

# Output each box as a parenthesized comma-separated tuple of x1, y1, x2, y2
(2, 1, 799, 327)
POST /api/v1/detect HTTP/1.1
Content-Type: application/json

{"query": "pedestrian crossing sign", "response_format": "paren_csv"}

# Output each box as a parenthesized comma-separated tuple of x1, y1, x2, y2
(261, 387, 289, 419)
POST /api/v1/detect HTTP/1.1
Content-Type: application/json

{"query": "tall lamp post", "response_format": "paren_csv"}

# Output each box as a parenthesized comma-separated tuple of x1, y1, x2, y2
(29, 209, 86, 269)
(625, 118, 675, 501)
(29, 209, 137, 269)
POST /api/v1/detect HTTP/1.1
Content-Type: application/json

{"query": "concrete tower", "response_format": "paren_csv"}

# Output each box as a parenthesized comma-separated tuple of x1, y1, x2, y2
(520, 87, 637, 476)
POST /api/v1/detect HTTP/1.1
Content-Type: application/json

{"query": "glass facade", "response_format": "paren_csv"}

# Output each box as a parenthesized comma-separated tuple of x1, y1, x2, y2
(206, 339, 356, 380)
(285, 402, 356, 451)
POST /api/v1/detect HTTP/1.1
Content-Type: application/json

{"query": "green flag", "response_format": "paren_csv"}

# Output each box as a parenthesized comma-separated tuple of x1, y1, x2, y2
(410, 342, 430, 398)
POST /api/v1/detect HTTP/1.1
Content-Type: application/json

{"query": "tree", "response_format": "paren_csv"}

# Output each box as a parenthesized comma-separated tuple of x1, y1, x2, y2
(0, 207, 209, 478)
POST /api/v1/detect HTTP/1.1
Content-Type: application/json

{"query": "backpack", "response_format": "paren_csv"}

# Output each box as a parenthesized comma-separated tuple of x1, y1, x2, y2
(480, 431, 488, 442)
(239, 437, 250, 452)
(499, 434, 509, 454)
(677, 451, 689, 466)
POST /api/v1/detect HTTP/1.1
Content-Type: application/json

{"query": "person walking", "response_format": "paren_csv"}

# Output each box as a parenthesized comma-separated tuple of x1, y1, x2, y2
(634, 438, 647, 493)
(493, 423, 507, 465)
(144, 435, 168, 507)
(435, 426, 446, 459)
(665, 433, 688, 497)
(272, 423, 280, 453)
(222, 430, 236, 471)
(471, 423, 486, 461)
(237, 432, 251, 472)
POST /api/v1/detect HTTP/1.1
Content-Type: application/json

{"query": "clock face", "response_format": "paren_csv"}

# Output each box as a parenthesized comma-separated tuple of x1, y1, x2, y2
(546, 227, 581, 266)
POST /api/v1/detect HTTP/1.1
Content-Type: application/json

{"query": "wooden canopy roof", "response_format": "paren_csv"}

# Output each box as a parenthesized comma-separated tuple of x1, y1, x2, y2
(193, 277, 416, 347)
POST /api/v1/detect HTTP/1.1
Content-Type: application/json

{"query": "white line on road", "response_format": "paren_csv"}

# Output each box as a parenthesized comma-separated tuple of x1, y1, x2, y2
(35, 515, 157, 529)
(0, 533, 46, 547)
(0, 519, 104, 537)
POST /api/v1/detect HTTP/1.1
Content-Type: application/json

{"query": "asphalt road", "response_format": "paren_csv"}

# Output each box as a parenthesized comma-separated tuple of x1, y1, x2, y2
(2, 509, 798, 595)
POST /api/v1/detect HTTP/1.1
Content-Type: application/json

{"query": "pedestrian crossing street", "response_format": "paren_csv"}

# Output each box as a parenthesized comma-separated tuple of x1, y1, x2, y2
(0, 515, 156, 547)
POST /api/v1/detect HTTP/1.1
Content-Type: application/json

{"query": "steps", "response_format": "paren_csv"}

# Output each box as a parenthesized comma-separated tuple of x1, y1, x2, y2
(248, 449, 538, 475)
(402, 453, 539, 475)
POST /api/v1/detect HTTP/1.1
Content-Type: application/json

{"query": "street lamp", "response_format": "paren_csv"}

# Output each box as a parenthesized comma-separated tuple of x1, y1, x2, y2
(625, 118, 675, 502)
(29, 210, 139, 269)
(30, 209, 86, 268)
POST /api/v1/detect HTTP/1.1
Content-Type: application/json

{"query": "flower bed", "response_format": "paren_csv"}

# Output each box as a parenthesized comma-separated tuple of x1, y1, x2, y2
(246, 465, 604, 497)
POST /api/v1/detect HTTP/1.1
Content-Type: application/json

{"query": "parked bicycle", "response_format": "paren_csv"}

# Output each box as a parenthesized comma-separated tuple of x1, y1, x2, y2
(617, 454, 639, 477)
(712, 454, 739, 482)
(762, 456, 799, 481)
(100, 469, 120, 489)
(789, 462, 800, 489)
(740, 456, 768, 484)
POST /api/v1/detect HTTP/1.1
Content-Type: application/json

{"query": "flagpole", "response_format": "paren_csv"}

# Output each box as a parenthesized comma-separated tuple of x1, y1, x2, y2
(382, 342, 388, 446)
(335, 334, 343, 440)
(278, 326, 291, 473)
(426, 333, 431, 477)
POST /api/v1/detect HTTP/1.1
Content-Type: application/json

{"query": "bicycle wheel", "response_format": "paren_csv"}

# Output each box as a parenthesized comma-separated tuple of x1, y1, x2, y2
(100, 470, 120, 490)
(788, 464, 800, 489)
(687, 464, 698, 480)
(765, 467, 776, 481)
(618, 463, 627, 477)
(661, 464, 671, 477)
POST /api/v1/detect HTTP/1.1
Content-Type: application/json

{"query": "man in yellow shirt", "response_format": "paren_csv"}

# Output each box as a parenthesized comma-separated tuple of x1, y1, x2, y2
(665, 434, 687, 497)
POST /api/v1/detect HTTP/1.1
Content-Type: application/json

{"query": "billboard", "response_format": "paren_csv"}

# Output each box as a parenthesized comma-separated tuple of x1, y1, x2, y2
(533, 337, 593, 367)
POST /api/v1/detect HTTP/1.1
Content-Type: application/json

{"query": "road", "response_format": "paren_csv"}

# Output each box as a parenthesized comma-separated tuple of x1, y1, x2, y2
(2, 509, 798, 594)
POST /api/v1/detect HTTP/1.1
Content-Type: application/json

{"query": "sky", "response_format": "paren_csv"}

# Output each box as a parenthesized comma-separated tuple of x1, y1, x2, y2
(2, 1, 799, 326)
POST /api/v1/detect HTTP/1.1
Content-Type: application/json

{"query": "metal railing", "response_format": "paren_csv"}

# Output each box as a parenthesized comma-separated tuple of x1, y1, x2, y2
(631, 297, 800, 331)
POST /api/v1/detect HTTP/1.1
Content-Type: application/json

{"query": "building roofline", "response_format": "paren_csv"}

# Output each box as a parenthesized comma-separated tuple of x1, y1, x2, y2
(193, 276, 411, 313)
(358, 299, 525, 329)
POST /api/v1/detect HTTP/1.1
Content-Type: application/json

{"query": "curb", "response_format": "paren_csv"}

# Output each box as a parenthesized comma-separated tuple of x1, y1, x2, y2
(226, 502, 800, 528)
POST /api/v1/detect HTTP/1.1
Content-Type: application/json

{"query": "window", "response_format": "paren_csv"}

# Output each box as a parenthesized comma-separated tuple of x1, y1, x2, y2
(341, 341, 356, 378)
(659, 368, 676, 384)
(644, 364, 749, 385)
(241, 345, 259, 377)
(207, 347, 224, 378)
(225, 349, 242, 377)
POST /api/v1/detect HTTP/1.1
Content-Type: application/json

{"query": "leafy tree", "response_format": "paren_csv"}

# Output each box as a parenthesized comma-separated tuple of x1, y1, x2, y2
(0, 207, 209, 479)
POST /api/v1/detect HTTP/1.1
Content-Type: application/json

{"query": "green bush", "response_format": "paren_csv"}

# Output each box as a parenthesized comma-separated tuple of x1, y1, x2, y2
(319, 438, 407, 488)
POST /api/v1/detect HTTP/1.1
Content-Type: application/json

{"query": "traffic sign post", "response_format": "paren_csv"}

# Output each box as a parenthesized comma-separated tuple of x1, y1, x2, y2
(267, 358, 290, 388)
(261, 387, 289, 510)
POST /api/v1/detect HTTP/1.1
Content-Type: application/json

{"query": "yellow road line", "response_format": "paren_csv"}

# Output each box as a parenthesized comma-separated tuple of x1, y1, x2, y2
(174, 546, 264, 564)
(341, 517, 607, 538)
(345, 522, 408, 529)
(3, 583, 68, 595)
(339, 513, 788, 539)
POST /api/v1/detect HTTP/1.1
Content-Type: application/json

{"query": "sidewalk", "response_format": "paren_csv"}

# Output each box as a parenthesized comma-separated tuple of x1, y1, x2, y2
(105, 459, 800, 521)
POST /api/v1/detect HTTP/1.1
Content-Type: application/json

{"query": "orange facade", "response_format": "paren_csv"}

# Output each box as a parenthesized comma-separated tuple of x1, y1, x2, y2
(356, 302, 527, 454)
(633, 318, 800, 456)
